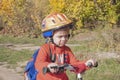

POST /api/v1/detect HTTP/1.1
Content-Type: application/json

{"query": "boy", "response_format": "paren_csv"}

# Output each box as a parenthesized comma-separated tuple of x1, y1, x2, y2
(35, 12, 97, 80)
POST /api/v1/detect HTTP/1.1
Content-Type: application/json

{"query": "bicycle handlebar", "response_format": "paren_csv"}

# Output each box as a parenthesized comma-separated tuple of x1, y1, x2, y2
(42, 64, 74, 75)
(42, 62, 98, 80)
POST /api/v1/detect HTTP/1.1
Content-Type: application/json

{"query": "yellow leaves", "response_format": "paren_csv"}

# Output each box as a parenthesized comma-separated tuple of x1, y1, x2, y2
(107, 12, 117, 24)
(49, 0, 65, 12)
(7, 21, 13, 26)
(0, 0, 14, 16)
(0, 0, 15, 28)
(48, 0, 118, 29)
(105, 4, 117, 24)
(31, 14, 41, 29)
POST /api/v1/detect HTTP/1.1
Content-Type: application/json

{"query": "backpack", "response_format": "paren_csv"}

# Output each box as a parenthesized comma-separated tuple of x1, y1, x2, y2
(24, 44, 56, 80)
(24, 48, 40, 80)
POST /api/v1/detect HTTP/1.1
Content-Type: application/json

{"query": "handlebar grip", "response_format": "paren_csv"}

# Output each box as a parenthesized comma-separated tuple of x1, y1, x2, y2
(42, 66, 59, 75)
(42, 65, 68, 75)
(42, 67, 50, 75)
(87, 62, 92, 67)
(93, 61, 98, 67)
(87, 62, 98, 67)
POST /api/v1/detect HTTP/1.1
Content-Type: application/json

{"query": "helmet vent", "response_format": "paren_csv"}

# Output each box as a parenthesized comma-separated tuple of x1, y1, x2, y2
(52, 20, 55, 23)
(57, 14, 63, 21)
(51, 17, 56, 23)
(63, 14, 67, 20)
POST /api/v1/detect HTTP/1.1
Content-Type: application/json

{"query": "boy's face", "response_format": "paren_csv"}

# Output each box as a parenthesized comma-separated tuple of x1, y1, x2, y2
(53, 28, 70, 47)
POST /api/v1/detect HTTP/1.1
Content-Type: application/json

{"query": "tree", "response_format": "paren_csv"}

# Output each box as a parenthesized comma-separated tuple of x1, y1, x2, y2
(49, 0, 65, 12)
(48, 0, 118, 29)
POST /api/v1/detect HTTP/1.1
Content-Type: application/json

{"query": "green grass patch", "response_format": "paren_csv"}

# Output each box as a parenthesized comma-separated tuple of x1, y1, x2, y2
(0, 46, 33, 67)
(0, 35, 45, 46)
(83, 59, 120, 80)
(67, 59, 120, 80)
(69, 41, 98, 54)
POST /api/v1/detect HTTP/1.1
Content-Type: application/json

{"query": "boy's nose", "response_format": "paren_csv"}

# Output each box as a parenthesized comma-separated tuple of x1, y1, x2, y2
(61, 36, 67, 40)
(61, 37, 65, 40)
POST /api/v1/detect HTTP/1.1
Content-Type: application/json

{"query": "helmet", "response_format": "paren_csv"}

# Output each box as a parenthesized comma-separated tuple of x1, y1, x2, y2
(41, 12, 73, 38)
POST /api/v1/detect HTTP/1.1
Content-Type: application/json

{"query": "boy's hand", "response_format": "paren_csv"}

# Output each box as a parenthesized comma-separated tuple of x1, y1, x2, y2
(85, 59, 98, 68)
(47, 63, 59, 73)
(71, 63, 86, 74)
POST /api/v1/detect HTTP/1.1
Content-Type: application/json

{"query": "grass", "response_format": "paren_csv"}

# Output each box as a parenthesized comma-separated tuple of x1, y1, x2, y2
(66, 57, 120, 80)
(0, 46, 34, 68)
(66, 58, 120, 80)
(83, 59, 120, 80)
(0, 35, 45, 46)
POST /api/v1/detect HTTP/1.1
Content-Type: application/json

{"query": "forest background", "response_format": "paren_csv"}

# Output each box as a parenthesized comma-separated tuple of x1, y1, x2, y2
(0, 0, 120, 37)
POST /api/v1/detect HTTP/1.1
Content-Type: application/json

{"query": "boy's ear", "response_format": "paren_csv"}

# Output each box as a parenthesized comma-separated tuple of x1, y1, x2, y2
(68, 34, 70, 39)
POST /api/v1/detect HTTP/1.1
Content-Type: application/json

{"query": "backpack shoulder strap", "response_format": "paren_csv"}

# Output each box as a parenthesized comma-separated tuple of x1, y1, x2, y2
(48, 43, 56, 62)
(24, 48, 40, 72)
(33, 48, 40, 62)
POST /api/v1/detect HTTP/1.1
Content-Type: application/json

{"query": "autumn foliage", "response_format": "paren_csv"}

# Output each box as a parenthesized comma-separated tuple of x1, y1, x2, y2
(0, 0, 120, 37)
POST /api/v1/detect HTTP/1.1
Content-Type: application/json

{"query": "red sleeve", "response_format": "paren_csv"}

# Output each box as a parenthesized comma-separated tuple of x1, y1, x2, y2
(35, 44, 50, 72)
(66, 47, 88, 73)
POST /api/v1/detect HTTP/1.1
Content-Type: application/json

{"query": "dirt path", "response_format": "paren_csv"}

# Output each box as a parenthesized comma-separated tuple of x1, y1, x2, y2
(0, 43, 81, 51)
(0, 65, 24, 80)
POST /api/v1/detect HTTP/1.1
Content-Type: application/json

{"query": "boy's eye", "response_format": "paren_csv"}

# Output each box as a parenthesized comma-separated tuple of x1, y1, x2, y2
(57, 35, 69, 39)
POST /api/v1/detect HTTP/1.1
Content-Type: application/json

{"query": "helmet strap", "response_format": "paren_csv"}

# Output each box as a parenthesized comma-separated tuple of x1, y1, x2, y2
(45, 37, 53, 43)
